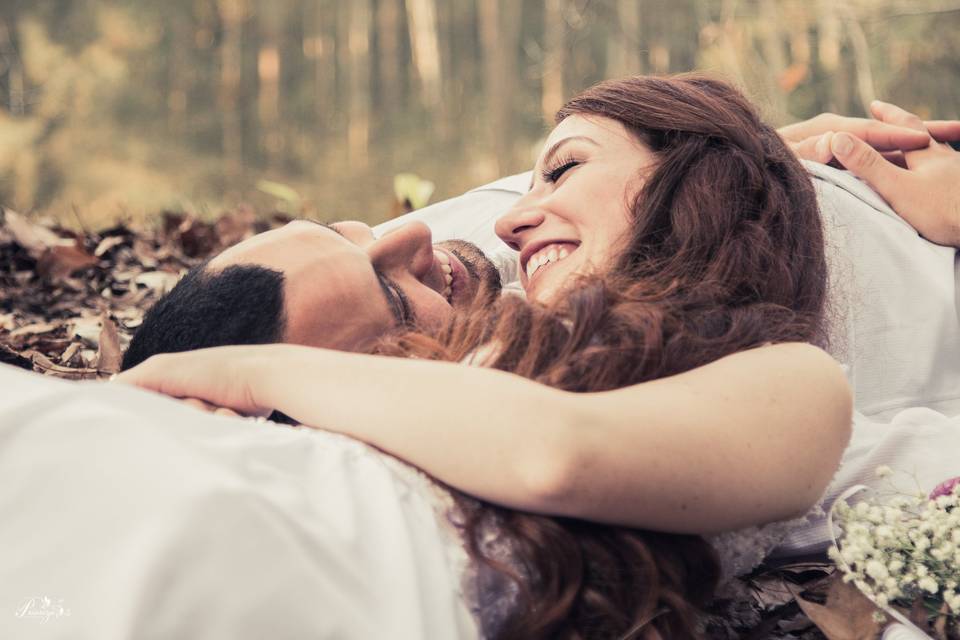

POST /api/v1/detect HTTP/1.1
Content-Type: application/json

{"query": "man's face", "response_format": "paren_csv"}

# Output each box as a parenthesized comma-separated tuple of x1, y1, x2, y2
(208, 220, 500, 350)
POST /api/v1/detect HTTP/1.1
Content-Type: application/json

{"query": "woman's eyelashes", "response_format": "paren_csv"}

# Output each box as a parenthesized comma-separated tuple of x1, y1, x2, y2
(541, 156, 580, 183)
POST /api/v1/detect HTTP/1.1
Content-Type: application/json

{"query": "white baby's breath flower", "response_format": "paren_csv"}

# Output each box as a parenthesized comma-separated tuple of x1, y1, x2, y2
(918, 575, 940, 594)
(831, 473, 960, 624)
(865, 559, 889, 581)
(947, 592, 960, 613)
(875, 465, 893, 479)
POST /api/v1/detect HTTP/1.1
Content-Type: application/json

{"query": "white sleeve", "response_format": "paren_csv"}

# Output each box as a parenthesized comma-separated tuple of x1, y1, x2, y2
(0, 364, 479, 640)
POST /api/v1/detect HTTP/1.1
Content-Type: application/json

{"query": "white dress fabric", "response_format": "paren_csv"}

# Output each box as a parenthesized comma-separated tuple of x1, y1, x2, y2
(0, 364, 486, 640)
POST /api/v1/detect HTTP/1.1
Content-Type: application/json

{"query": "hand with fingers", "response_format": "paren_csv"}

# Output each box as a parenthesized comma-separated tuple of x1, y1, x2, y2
(823, 101, 960, 247)
(116, 346, 278, 418)
(778, 109, 940, 165)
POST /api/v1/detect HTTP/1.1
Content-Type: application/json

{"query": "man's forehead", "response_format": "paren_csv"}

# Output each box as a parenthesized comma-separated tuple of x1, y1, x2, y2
(210, 222, 345, 270)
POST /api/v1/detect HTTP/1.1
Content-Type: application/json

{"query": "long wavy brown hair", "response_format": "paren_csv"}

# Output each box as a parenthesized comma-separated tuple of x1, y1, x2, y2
(379, 74, 827, 639)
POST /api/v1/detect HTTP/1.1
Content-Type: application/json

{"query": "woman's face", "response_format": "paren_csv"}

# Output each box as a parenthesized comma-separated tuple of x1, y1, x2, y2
(495, 114, 656, 302)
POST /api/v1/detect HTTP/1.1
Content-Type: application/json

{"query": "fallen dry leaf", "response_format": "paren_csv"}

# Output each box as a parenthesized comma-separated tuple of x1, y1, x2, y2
(71, 316, 105, 346)
(96, 314, 123, 374)
(94, 235, 127, 257)
(788, 575, 882, 640)
(8, 321, 61, 339)
(1, 208, 70, 257)
(60, 341, 82, 365)
(133, 271, 181, 294)
(37, 243, 99, 280)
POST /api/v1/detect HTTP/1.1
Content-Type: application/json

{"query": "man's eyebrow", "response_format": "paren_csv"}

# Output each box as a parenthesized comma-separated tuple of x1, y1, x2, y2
(304, 219, 344, 236)
(529, 135, 599, 190)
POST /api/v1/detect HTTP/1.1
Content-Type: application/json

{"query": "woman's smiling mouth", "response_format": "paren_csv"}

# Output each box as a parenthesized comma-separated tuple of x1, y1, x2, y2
(520, 241, 580, 288)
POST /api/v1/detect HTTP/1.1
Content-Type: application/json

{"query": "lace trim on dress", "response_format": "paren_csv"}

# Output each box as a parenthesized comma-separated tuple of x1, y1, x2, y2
(372, 451, 522, 639)
(706, 497, 828, 581)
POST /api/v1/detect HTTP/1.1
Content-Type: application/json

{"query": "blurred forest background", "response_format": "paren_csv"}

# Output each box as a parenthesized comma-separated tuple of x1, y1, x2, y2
(1, 0, 959, 228)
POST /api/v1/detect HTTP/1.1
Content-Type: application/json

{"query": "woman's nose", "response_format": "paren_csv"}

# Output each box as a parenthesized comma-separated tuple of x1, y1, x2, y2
(494, 200, 545, 252)
(367, 221, 435, 279)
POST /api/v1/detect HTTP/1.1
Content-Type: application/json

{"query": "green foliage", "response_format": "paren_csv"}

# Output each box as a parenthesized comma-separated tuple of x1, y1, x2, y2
(0, 0, 958, 228)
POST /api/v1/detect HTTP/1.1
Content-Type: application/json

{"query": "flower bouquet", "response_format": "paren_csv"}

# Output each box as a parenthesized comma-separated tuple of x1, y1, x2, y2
(829, 472, 960, 639)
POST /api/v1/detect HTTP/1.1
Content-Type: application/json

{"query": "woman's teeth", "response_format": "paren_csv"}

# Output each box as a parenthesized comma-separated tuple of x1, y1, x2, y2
(526, 245, 572, 280)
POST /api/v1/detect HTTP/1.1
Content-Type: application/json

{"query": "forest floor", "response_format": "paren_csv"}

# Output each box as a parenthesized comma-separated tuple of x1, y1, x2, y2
(1, 206, 950, 640)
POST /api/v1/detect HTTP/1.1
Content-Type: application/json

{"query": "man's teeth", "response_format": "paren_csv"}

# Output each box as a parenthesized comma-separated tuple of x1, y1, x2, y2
(525, 245, 572, 280)
(436, 250, 453, 301)
(442, 264, 452, 299)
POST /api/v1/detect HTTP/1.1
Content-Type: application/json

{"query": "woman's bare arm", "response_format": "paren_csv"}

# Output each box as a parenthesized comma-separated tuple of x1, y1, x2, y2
(119, 341, 852, 534)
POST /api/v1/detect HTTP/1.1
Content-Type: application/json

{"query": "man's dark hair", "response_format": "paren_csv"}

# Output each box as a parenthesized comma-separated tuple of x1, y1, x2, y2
(121, 262, 286, 371)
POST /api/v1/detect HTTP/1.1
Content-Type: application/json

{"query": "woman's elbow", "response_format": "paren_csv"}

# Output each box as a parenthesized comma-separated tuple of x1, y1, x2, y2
(789, 348, 854, 516)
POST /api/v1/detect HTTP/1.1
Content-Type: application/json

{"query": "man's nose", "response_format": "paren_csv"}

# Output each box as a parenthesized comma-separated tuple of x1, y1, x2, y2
(367, 221, 435, 278)
(494, 197, 546, 252)
(335, 220, 377, 247)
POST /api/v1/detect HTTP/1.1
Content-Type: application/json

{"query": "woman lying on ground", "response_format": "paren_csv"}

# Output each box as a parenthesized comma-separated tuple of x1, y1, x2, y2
(121, 74, 856, 639)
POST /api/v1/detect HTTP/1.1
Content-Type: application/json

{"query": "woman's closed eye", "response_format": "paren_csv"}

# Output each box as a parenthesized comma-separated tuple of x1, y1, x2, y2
(541, 156, 581, 184)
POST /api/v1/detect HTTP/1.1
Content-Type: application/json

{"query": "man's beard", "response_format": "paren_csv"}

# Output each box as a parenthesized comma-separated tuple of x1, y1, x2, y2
(435, 239, 502, 304)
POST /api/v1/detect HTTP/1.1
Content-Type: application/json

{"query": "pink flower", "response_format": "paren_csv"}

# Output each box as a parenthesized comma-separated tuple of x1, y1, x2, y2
(929, 476, 960, 500)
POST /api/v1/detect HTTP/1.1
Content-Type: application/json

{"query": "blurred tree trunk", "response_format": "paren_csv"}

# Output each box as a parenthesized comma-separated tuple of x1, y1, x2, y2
(258, 1, 284, 170)
(347, 0, 371, 170)
(839, 2, 877, 113)
(541, 0, 565, 122)
(717, 0, 747, 88)
(307, 0, 335, 128)
(758, 0, 788, 122)
(434, 0, 453, 141)
(376, 0, 402, 122)
(0, 9, 24, 116)
(811, 0, 840, 112)
(404, 0, 442, 109)
(644, 0, 672, 74)
(479, 0, 522, 174)
(670, 0, 701, 73)
(166, 12, 189, 140)
(606, 0, 642, 79)
(218, 0, 246, 181)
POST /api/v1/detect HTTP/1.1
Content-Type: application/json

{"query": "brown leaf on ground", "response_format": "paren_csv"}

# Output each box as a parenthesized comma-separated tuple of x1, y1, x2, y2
(788, 575, 882, 640)
(96, 314, 123, 374)
(37, 243, 99, 280)
(93, 235, 127, 257)
(1, 208, 69, 257)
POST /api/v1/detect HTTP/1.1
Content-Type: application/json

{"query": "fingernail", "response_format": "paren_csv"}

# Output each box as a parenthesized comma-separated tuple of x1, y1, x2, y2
(833, 133, 854, 156)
